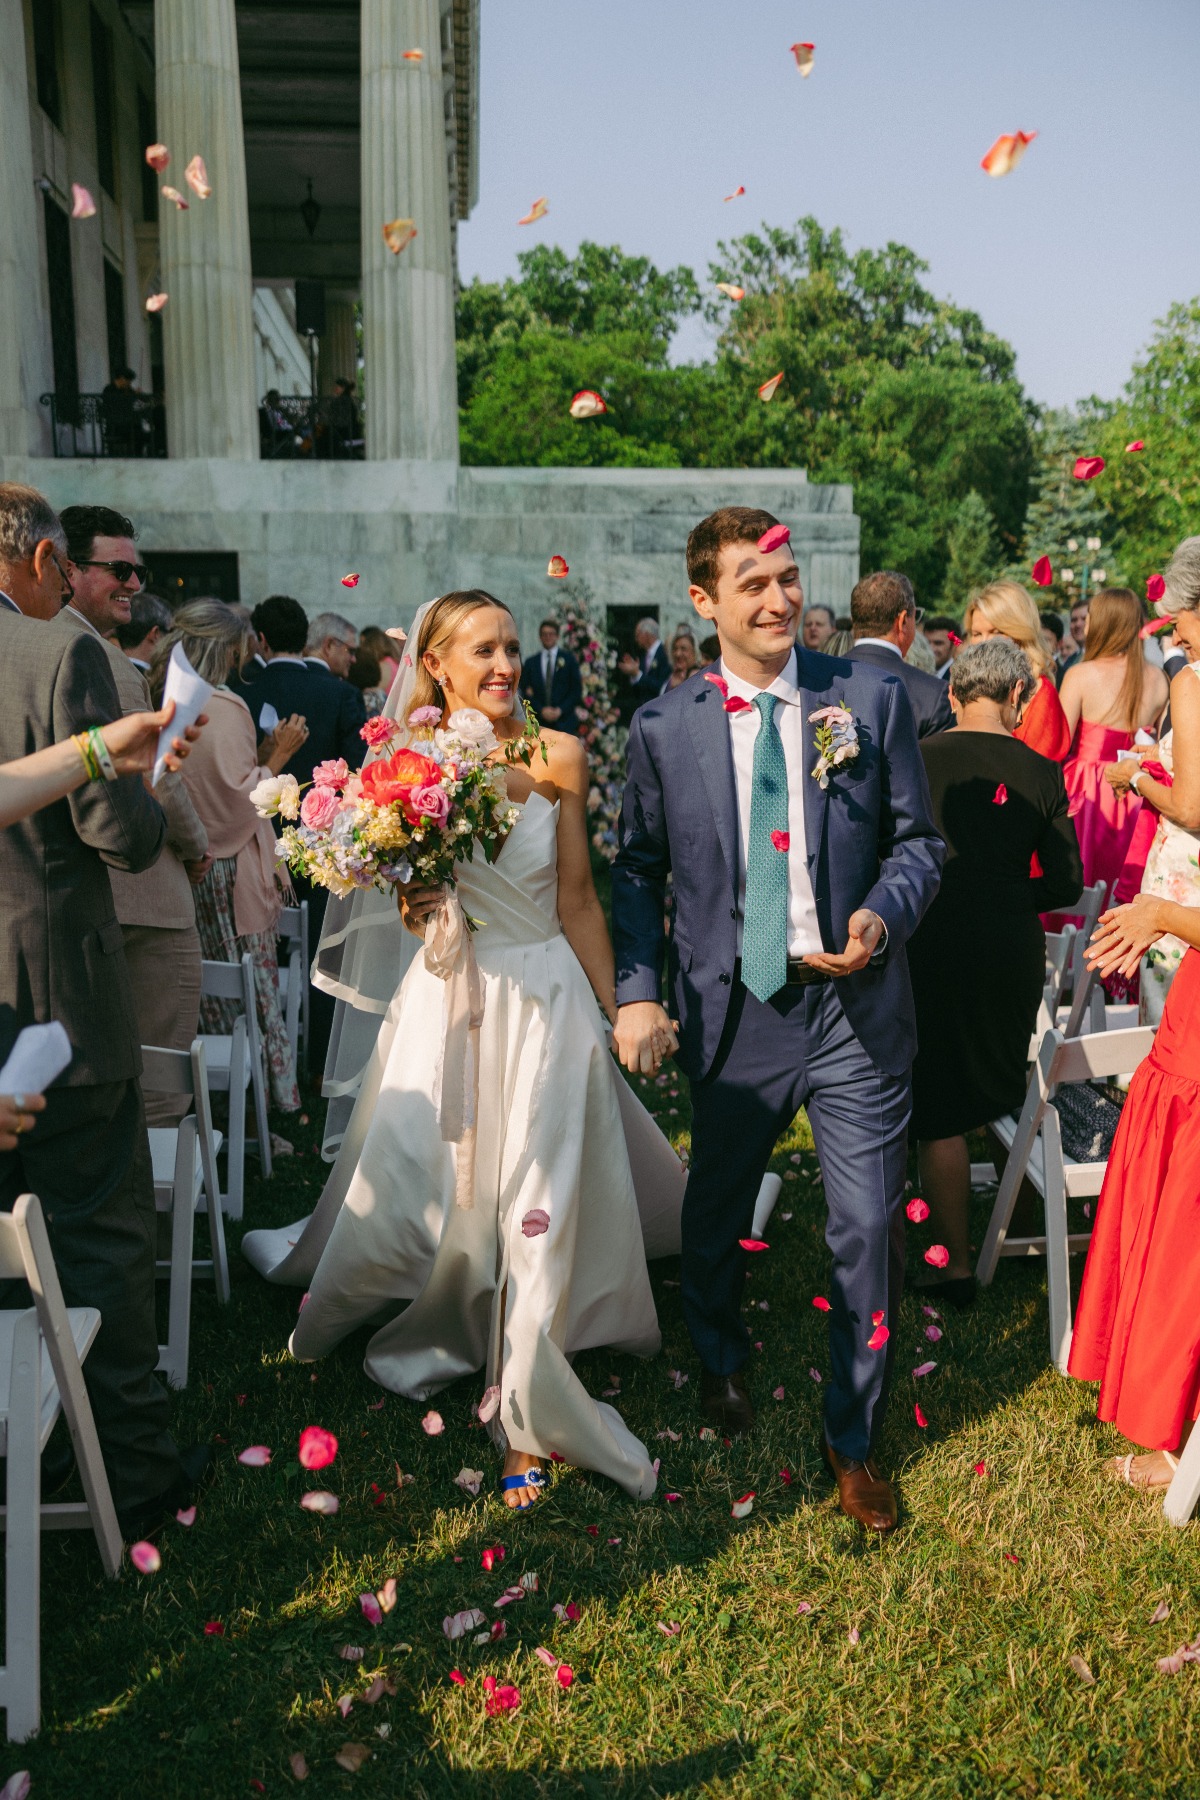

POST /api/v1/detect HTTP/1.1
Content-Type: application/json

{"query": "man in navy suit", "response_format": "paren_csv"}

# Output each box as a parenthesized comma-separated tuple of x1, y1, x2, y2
(249, 595, 367, 1072)
(612, 508, 943, 1533)
(850, 572, 954, 738)
(618, 617, 670, 710)
(520, 618, 583, 734)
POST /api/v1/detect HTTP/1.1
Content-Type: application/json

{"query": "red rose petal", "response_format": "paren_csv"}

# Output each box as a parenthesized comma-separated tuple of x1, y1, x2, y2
(1031, 555, 1053, 587)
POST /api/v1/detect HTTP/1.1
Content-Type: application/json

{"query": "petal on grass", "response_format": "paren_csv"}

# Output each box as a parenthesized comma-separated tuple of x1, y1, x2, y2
(298, 1425, 338, 1470)
(657, 1621, 681, 1636)
(337, 1695, 353, 1718)
(237, 1445, 272, 1466)
(812, 1295, 831, 1312)
(731, 1491, 755, 1519)
(454, 1467, 485, 1497)
(443, 1609, 486, 1640)
(289, 1753, 309, 1780)
(923, 1245, 950, 1269)
(477, 1385, 502, 1423)
(772, 1386, 785, 1401)
(360, 1593, 383, 1626)
(913, 1361, 937, 1378)
(1068, 1654, 1095, 1685)
(377, 1577, 398, 1613)
(339, 1645, 364, 1661)
(1150, 1601, 1171, 1624)
(534, 1646, 558, 1668)
(175, 1506, 196, 1526)
(925, 1325, 943, 1342)
(300, 1489, 339, 1514)
(974, 1461, 988, 1476)
(556, 1664, 574, 1689)
(738, 1238, 769, 1252)
(849, 1626, 861, 1645)
(914, 1404, 928, 1429)
(449, 1669, 466, 1686)
(203, 1620, 225, 1636)
(129, 1541, 161, 1574)
(335, 1744, 371, 1772)
(421, 1410, 444, 1436)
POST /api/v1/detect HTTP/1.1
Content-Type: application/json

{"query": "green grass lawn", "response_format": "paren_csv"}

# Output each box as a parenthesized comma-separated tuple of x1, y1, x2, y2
(7, 1071, 1199, 1800)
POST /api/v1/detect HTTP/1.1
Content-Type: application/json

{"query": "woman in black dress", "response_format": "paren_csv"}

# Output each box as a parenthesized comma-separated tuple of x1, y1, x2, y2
(908, 639, 1083, 1304)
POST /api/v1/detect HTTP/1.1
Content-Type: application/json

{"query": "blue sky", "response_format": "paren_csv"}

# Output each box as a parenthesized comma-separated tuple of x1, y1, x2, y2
(458, 0, 1200, 408)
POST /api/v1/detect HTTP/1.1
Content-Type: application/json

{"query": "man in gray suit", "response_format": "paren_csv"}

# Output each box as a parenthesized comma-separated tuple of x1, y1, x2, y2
(0, 483, 205, 1533)
(61, 506, 209, 1121)
(850, 571, 954, 739)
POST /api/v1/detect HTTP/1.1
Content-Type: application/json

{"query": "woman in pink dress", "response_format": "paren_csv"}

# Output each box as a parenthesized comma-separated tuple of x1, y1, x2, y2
(1057, 588, 1168, 913)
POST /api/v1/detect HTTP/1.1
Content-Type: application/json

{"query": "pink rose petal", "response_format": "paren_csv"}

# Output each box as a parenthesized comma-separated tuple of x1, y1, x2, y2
(360, 1593, 383, 1626)
(238, 1445, 272, 1466)
(924, 1245, 950, 1269)
(477, 1385, 502, 1423)
(443, 1609, 486, 1640)
(421, 1410, 444, 1436)
(796, 1600, 812, 1615)
(1073, 456, 1106, 481)
(703, 672, 729, 697)
(1031, 555, 1053, 588)
(145, 143, 170, 172)
(1147, 573, 1166, 603)
(534, 1645, 558, 1669)
(568, 389, 607, 419)
(289, 1753, 309, 1781)
(299, 1490, 340, 1514)
(738, 1238, 769, 1252)
(772, 1385, 785, 1401)
(71, 182, 97, 219)
(377, 1578, 398, 1613)
(906, 1197, 930, 1223)
(657, 1621, 681, 1636)
(449, 1669, 467, 1686)
(556, 1664, 574, 1689)
(552, 1601, 580, 1624)
(481, 1545, 506, 1571)
(298, 1425, 338, 1470)
(914, 1404, 928, 1428)
(731, 1491, 755, 1519)
(339, 1644, 364, 1661)
(724, 695, 753, 715)
(547, 555, 569, 578)
(129, 1540, 161, 1574)
(812, 1295, 831, 1312)
(867, 1325, 890, 1351)
(175, 1506, 196, 1527)
(809, 1367, 822, 1383)
(1150, 1601, 1171, 1624)
(664, 1492, 683, 1504)
(340, 572, 360, 588)
(913, 1361, 937, 1378)
(184, 153, 212, 198)
(993, 783, 1009, 806)
(849, 1626, 861, 1645)
(770, 830, 790, 853)
(974, 1461, 988, 1476)
(925, 1325, 943, 1342)
(871, 1310, 885, 1326)
(757, 523, 792, 555)
(521, 1208, 550, 1238)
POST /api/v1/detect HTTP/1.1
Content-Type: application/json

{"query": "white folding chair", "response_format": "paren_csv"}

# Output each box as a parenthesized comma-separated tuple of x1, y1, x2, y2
(976, 1025, 1156, 1371)
(0, 1193, 122, 1741)
(1030, 926, 1077, 1058)
(200, 953, 272, 1220)
(144, 1040, 231, 1389)
(275, 902, 309, 1078)
(1164, 1430, 1200, 1527)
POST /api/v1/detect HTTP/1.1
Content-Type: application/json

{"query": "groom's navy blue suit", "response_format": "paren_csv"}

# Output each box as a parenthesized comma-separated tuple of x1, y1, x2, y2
(612, 647, 943, 1460)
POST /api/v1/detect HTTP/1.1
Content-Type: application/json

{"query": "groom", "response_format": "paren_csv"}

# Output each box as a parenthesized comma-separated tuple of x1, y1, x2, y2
(612, 507, 943, 1532)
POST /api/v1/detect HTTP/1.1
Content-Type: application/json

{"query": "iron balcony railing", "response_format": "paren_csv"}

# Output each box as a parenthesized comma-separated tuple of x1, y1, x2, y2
(259, 394, 364, 460)
(41, 391, 166, 458)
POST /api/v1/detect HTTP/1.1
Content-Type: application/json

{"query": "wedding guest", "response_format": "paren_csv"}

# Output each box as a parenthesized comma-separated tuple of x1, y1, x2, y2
(662, 631, 700, 692)
(964, 580, 1071, 760)
(1057, 588, 1168, 914)
(152, 602, 305, 1113)
(618, 618, 669, 711)
(850, 570, 953, 738)
(698, 633, 721, 667)
(824, 629, 855, 659)
(904, 630, 938, 674)
(0, 480, 207, 1536)
(520, 617, 583, 732)
(1068, 892, 1200, 1490)
(359, 625, 401, 695)
(801, 604, 835, 651)
(1104, 541, 1200, 1022)
(1059, 598, 1090, 680)
(348, 643, 387, 716)
(226, 602, 268, 704)
(1040, 609, 1067, 677)
(304, 609, 361, 684)
(114, 591, 172, 669)
(907, 640, 1083, 1304)
(923, 614, 958, 677)
(58, 510, 211, 1123)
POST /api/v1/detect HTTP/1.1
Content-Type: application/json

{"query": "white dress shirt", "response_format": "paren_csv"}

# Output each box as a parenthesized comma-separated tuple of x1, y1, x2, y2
(0, 591, 19, 614)
(723, 650, 823, 957)
(853, 636, 903, 658)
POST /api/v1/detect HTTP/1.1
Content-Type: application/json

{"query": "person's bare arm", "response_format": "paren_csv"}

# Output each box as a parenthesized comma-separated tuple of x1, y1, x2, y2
(1107, 667, 1200, 828)
(551, 735, 620, 1021)
(1059, 663, 1084, 740)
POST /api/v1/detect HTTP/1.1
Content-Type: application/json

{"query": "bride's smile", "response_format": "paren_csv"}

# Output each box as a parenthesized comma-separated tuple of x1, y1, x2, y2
(419, 604, 524, 729)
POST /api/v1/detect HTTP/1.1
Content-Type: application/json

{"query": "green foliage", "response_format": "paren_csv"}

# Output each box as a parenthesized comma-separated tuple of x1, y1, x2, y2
(457, 221, 1035, 602)
(1017, 411, 1121, 607)
(1085, 299, 1200, 583)
(942, 490, 999, 611)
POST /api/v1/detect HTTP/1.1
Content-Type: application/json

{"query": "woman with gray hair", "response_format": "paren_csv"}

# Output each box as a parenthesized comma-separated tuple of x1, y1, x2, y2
(1103, 535, 1200, 1022)
(151, 601, 308, 1115)
(905, 638, 1084, 1306)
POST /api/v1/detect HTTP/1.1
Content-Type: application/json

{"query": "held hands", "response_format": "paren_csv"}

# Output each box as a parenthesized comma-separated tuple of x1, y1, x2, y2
(101, 700, 208, 776)
(802, 908, 886, 977)
(1085, 895, 1166, 981)
(396, 881, 444, 938)
(612, 1001, 679, 1076)
(0, 1091, 47, 1152)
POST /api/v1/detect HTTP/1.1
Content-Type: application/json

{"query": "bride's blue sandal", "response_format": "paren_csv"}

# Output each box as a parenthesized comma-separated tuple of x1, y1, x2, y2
(501, 1466, 547, 1512)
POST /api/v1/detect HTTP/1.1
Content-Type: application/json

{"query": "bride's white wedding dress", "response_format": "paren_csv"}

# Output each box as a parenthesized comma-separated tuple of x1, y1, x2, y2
(242, 791, 686, 1499)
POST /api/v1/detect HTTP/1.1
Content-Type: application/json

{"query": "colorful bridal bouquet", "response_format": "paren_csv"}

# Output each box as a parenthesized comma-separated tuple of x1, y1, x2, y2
(250, 705, 540, 900)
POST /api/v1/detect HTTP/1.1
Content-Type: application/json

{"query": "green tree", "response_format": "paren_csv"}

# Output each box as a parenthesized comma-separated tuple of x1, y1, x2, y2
(1016, 410, 1121, 608)
(942, 490, 998, 611)
(1086, 298, 1200, 583)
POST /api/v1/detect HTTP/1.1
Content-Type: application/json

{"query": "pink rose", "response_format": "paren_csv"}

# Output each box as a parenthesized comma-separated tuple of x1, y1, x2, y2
(300, 786, 342, 830)
(360, 716, 399, 748)
(410, 784, 451, 827)
(312, 758, 349, 789)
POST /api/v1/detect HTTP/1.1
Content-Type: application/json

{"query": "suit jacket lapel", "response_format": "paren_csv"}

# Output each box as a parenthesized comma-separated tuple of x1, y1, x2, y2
(684, 673, 739, 893)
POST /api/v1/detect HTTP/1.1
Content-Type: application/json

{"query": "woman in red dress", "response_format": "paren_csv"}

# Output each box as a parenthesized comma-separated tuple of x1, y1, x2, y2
(1068, 890, 1200, 1490)
(964, 581, 1072, 761)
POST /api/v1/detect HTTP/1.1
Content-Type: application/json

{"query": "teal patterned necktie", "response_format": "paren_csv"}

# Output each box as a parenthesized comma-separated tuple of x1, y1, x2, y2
(741, 692, 789, 1003)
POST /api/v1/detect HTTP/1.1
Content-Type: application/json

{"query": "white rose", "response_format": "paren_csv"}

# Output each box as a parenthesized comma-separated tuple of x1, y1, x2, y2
(443, 707, 497, 753)
(250, 773, 301, 819)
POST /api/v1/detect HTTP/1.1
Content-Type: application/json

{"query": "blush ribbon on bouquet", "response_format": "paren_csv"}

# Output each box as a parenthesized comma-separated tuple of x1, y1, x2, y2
(424, 888, 485, 1208)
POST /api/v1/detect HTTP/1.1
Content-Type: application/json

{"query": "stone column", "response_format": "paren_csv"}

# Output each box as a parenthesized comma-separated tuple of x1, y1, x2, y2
(318, 293, 359, 395)
(154, 0, 258, 458)
(361, 0, 459, 462)
(0, 0, 47, 454)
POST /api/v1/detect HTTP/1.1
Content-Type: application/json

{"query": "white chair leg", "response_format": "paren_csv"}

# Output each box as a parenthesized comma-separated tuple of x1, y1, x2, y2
(250, 1044, 272, 1183)
(5, 1311, 43, 1742)
(977, 1083, 1046, 1287)
(163, 1122, 195, 1388)
(225, 1020, 247, 1222)
(203, 1160, 231, 1306)
(1163, 1427, 1200, 1527)
(1042, 1114, 1073, 1374)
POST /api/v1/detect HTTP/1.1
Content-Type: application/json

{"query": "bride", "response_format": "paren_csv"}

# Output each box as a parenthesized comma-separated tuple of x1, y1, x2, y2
(243, 591, 689, 1508)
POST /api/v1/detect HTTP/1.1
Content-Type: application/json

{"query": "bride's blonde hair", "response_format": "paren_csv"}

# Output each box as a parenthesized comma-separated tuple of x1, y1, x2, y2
(410, 589, 513, 715)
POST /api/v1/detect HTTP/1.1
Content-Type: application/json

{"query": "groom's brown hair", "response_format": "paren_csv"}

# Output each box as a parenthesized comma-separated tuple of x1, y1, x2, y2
(686, 506, 781, 597)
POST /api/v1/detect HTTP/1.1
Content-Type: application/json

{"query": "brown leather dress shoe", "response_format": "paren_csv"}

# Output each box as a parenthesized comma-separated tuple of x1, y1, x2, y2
(821, 1439, 898, 1533)
(700, 1370, 756, 1439)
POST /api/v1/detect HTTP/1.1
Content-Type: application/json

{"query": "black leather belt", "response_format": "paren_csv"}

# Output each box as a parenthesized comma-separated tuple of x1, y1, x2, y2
(785, 960, 831, 987)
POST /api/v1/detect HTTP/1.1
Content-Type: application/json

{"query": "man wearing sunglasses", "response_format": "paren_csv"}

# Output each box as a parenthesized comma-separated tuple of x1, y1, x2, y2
(60, 505, 147, 640)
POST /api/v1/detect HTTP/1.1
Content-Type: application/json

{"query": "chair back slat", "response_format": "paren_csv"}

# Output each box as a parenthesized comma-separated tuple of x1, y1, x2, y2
(140, 1044, 195, 1097)
(200, 956, 251, 1004)
(1045, 1025, 1156, 1089)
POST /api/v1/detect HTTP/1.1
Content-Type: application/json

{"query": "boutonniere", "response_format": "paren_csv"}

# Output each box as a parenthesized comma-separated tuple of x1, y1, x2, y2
(808, 702, 860, 790)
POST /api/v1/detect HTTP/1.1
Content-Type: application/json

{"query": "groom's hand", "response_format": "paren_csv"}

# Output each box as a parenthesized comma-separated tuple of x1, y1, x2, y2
(613, 1002, 678, 1075)
(801, 909, 886, 977)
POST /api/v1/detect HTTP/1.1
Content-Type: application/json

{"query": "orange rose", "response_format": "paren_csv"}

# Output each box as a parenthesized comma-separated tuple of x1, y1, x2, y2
(359, 748, 444, 821)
